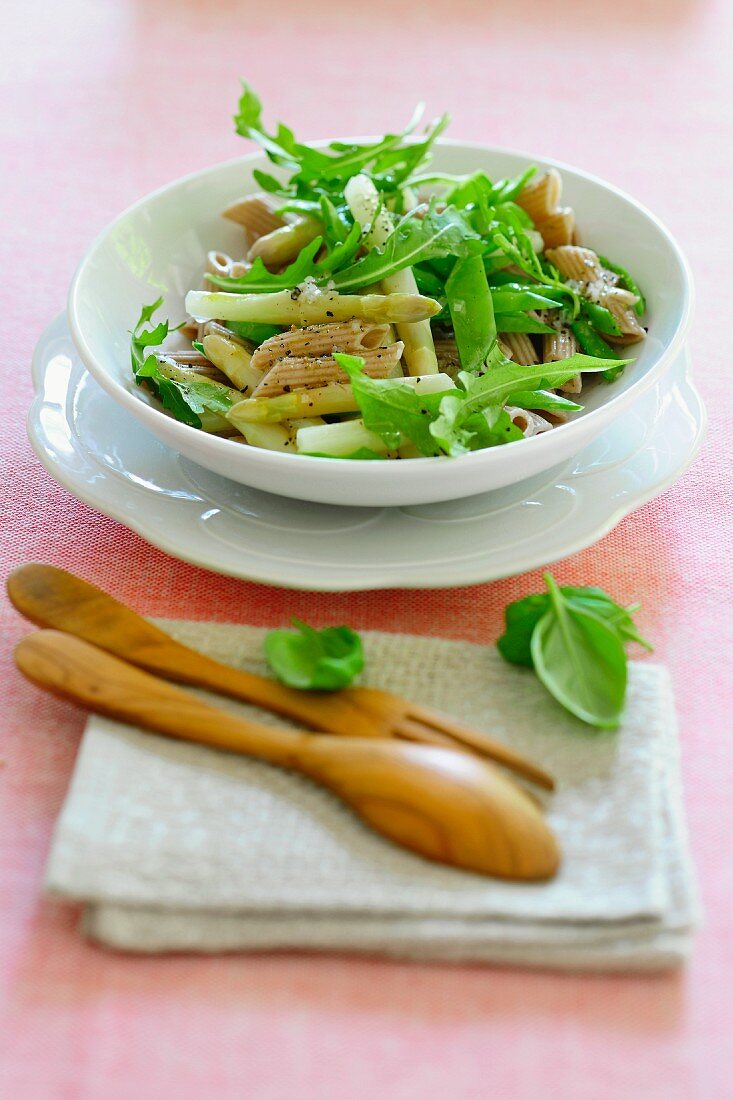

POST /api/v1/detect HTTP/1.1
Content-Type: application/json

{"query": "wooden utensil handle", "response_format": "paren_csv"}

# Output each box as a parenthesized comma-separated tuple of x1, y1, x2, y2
(14, 631, 300, 765)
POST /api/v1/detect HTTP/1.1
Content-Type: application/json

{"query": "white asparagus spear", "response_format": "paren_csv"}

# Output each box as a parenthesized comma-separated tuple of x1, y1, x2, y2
(344, 173, 439, 375)
(186, 288, 441, 327)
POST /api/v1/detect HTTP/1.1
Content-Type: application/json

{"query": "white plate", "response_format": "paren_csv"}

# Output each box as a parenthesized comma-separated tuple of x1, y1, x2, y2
(67, 140, 693, 506)
(29, 315, 706, 592)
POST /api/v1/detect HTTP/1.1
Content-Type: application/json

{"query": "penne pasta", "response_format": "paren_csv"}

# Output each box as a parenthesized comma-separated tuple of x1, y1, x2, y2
(251, 321, 392, 374)
(505, 406, 554, 437)
(542, 326, 578, 363)
(601, 288, 646, 343)
(252, 342, 405, 397)
(537, 208, 576, 249)
(498, 332, 539, 365)
(433, 332, 461, 377)
(516, 169, 562, 223)
(222, 193, 288, 242)
(545, 245, 603, 282)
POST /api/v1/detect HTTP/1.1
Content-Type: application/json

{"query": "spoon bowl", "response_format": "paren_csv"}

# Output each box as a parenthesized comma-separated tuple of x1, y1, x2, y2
(14, 630, 560, 881)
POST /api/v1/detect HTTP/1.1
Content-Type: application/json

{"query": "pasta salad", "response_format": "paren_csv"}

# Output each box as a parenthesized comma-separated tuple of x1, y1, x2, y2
(131, 85, 647, 460)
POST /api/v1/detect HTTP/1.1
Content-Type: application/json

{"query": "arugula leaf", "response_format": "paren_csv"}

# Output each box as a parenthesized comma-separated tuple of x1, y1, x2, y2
(445, 255, 496, 374)
(330, 204, 483, 293)
(130, 300, 234, 429)
(206, 237, 324, 293)
(430, 398, 522, 456)
(506, 390, 583, 414)
(334, 353, 441, 456)
(531, 574, 628, 730)
(264, 617, 364, 691)
(453, 350, 629, 415)
(234, 82, 447, 199)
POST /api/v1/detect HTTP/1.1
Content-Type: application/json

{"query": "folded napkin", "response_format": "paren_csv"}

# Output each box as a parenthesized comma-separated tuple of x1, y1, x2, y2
(45, 622, 698, 970)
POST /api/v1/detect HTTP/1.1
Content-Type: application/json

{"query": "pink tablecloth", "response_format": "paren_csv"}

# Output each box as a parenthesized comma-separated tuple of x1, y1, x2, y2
(2, 1, 731, 1096)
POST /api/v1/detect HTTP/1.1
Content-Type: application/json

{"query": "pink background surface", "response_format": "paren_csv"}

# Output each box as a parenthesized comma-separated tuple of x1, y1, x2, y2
(2, 1, 731, 1096)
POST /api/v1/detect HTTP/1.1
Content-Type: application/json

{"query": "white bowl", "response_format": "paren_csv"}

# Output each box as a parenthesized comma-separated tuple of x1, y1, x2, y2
(68, 141, 693, 507)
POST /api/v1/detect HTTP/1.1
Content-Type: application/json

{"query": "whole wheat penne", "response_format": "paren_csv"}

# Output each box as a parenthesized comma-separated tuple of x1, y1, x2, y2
(498, 332, 539, 365)
(252, 342, 405, 397)
(536, 208, 576, 249)
(542, 326, 578, 363)
(516, 169, 563, 223)
(545, 245, 603, 282)
(433, 332, 461, 376)
(251, 321, 392, 374)
(505, 406, 554, 437)
(601, 288, 646, 343)
(222, 193, 289, 241)
(186, 289, 441, 327)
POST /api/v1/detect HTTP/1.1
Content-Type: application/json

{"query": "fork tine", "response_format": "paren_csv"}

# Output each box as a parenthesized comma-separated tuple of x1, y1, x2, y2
(400, 707, 556, 791)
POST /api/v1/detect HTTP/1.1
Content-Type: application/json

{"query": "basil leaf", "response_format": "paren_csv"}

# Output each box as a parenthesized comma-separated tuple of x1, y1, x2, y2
(264, 618, 364, 691)
(531, 575, 628, 730)
(497, 580, 652, 670)
(445, 254, 496, 373)
(497, 594, 550, 668)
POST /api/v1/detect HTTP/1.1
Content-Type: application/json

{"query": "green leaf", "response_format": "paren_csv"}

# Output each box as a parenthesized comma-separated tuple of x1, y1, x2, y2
(130, 300, 234, 429)
(506, 389, 583, 414)
(264, 618, 364, 691)
(430, 399, 522, 456)
(497, 594, 551, 667)
(206, 237, 324, 293)
(334, 353, 441, 456)
(445, 255, 496, 374)
(330, 203, 483, 292)
(226, 321, 283, 345)
(497, 581, 652, 669)
(531, 575, 628, 730)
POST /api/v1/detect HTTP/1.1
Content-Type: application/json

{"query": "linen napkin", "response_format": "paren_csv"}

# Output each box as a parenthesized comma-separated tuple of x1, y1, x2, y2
(45, 622, 698, 970)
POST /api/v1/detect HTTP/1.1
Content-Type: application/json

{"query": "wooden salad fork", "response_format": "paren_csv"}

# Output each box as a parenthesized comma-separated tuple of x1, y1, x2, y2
(14, 630, 560, 881)
(7, 564, 554, 791)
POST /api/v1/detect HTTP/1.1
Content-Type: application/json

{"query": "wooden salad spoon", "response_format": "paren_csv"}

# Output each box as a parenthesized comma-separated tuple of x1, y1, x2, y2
(14, 631, 560, 882)
(7, 564, 555, 791)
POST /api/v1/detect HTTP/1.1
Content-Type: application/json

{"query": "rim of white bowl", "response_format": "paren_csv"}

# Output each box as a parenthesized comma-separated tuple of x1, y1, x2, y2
(67, 138, 695, 477)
